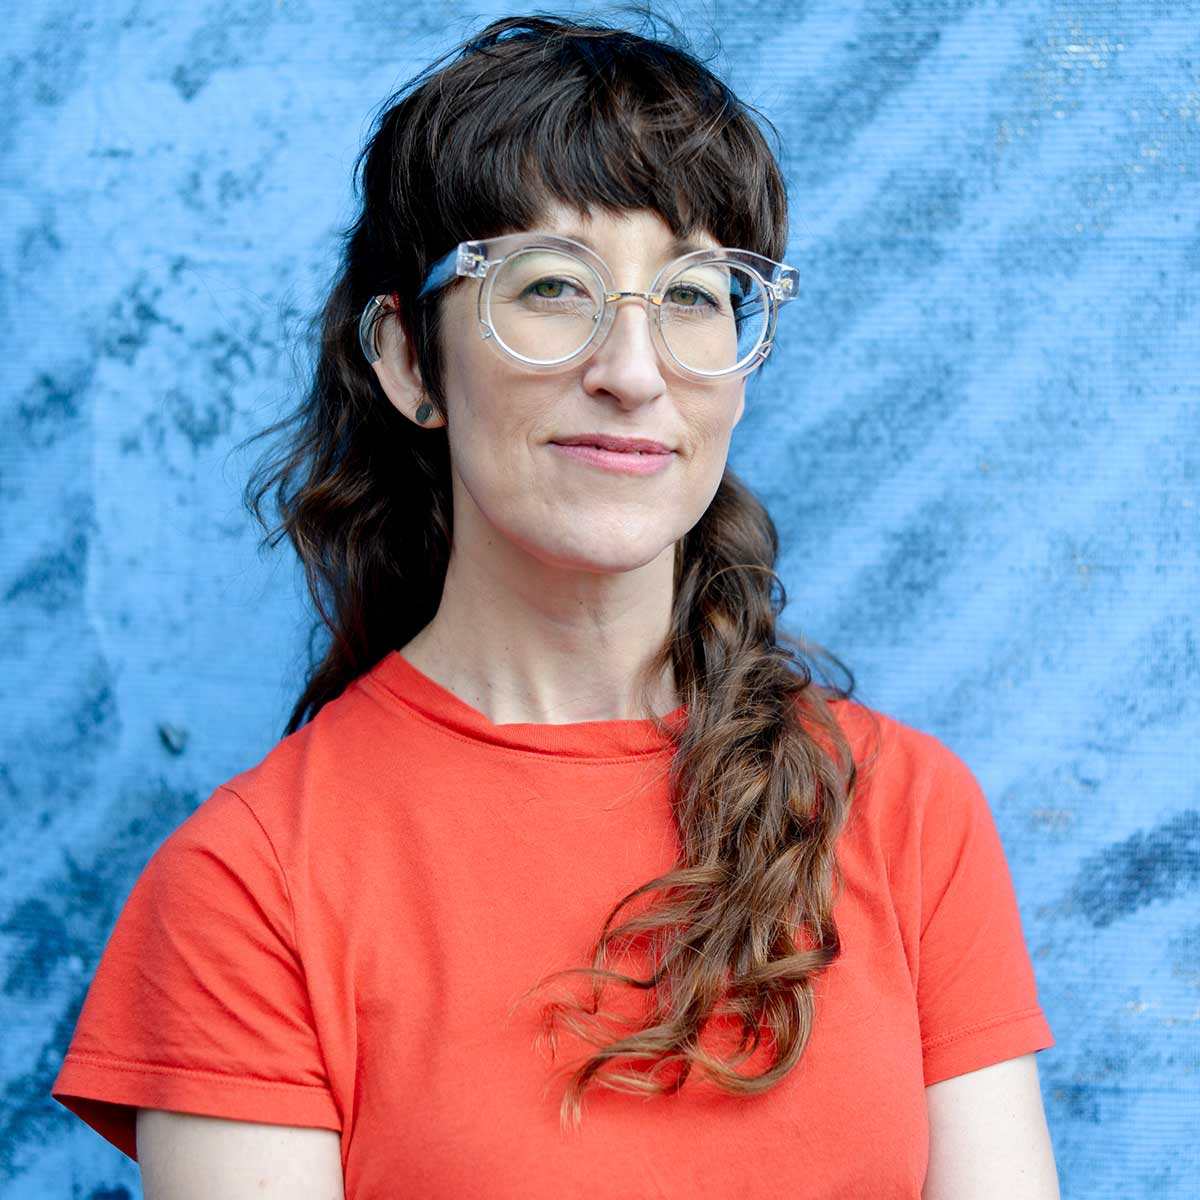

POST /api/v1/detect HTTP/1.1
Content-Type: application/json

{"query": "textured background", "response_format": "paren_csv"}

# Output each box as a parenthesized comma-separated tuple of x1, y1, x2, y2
(3, 1, 1197, 1196)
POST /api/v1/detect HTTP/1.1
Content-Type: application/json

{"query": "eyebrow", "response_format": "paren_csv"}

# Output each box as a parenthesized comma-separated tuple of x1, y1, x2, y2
(558, 230, 718, 260)
(667, 236, 714, 256)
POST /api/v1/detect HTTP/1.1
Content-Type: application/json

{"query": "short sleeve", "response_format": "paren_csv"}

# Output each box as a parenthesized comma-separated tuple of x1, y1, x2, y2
(50, 785, 341, 1160)
(916, 744, 1055, 1086)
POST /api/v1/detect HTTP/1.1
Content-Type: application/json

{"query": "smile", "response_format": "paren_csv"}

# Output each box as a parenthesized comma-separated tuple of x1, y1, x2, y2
(550, 443, 675, 475)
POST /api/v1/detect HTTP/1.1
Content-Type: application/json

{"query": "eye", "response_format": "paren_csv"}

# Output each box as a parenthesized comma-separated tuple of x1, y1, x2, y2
(525, 277, 582, 300)
(666, 283, 719, 309)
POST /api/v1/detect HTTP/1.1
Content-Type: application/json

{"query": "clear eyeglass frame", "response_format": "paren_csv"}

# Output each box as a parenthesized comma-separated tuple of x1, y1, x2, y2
(376, 231, 800, 382)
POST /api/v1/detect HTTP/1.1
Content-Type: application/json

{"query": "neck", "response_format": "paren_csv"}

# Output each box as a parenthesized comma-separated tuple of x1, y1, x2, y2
(400, 546, 679, 726)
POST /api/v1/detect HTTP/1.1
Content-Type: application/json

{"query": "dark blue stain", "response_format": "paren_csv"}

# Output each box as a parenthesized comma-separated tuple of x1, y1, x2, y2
(16, 369, 85, 449)
(1, 897, 72, 1000)
(17, 212, 62, 271)
(777, 23, 949, 192)
(1050, 1080, 1103, 1123)
(1184, 232, 1200, 273)
(159, 329, 255, 449)
(10, 11, 88, 110)
(60, 848, 111, 925)
(1168, 923, 1200, 999)
(171, 34, 230, 104)
(840, 495, 970, 633)
(760, 352, 965, 542)
(3, 788, 129, 1004)
(27, 661, 121, 808)
(1123, 617, 1200, 731)
(3, 532, 87, 613)
(2, 978, 95, 1181)
(169, 11, 269, 102)
(166, 385, 234, 449)
(1070, 809, 1200, 928)
(209, 329, 256, 385)
(715, 0, 980, 182)
(102, 279, 184, 366)
(872, 166, 966, 237)
(1, 782, 203, 1180)
(171, 62, 208, 102)
(792, 234, 948, 349)
(2, 849, 114, 1008)
(68, 677, 118, 746)
(875, 501, 970, 607)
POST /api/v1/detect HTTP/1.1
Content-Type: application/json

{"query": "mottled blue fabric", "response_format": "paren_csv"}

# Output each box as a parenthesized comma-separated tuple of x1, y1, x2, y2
(3, 2, 1197, 1197)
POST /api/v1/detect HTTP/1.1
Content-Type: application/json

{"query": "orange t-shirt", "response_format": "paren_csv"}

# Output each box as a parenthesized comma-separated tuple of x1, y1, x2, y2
(52, 650, 1054, 1198)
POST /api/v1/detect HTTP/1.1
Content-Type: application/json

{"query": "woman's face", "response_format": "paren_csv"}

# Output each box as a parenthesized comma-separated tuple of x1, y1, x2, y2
(431, 202, 746, 578)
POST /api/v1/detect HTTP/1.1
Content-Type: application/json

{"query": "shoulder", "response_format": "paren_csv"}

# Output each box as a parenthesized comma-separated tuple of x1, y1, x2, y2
(197, 662, 406, 869)
(821, 692, 964, 790)
(227, 658, 409, 795)
(818, 694, 990, 851)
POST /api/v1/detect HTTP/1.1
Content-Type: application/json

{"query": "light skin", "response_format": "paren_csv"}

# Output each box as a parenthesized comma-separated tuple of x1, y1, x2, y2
(369, 201, 746, 725)
(136, 215, 1060, 1200)
(922, 1053, 1061, 1198)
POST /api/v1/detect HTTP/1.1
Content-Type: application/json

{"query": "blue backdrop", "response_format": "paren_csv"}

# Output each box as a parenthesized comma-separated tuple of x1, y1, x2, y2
(3, 1, 1197, 1196)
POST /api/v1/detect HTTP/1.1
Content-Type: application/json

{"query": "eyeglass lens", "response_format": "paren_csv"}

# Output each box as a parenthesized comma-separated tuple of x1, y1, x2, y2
(484, 248, 770, 373)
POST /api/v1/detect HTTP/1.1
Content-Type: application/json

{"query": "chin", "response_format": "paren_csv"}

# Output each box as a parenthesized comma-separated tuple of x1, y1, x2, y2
(547, 532, 681, 575)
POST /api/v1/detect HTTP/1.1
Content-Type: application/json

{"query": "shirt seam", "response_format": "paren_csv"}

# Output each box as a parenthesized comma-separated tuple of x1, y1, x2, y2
(917, 736, 972, 943)
(352, 674, 676, 765)
(57, 1051, 334, 1095)
(219, 785, 299, 949)
(921, 1004, 1046, 1051)
(213, 785, 340, 1112)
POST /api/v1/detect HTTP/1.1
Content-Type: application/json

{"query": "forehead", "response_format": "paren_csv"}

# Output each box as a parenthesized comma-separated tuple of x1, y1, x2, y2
(526, 201, 722, 259)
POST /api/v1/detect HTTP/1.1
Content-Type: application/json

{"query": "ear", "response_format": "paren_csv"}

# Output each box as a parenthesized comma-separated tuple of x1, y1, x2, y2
(367, 296, 445, 429)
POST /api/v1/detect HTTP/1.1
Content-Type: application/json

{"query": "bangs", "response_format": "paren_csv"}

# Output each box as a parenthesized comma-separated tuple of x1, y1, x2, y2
(409, 25, 786, 269)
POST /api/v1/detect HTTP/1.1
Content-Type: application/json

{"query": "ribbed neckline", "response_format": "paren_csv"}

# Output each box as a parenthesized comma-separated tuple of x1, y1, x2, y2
(362, 650, 688, 759)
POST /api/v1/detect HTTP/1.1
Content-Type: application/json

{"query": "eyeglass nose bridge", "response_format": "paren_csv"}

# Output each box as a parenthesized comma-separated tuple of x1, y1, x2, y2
(588, 289, 671, 368)
(594, 289, 667, 341)
(604, 289, 666, 307)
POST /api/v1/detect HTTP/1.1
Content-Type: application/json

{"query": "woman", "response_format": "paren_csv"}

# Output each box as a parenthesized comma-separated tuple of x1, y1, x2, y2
(51, 13, 1060, 1198)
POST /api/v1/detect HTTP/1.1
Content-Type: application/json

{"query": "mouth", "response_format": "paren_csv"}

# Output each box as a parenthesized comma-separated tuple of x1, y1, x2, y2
(550, 435, 674, 455)
(549, 441, 675, 475)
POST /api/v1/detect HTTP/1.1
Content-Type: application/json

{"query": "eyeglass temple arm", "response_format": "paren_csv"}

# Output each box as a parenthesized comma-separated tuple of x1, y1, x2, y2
(771, 267, 799, 303)
(417, 242, 800, 309)
(416, 243, 491, 299)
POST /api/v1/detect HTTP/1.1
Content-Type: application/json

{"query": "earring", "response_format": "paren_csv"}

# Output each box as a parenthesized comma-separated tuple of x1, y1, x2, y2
(415, 400, 434, 425)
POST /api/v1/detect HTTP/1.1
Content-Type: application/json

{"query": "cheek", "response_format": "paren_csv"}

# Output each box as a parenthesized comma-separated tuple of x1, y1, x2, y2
(691, 388, 744, 454)
(441, 382, 557, 516)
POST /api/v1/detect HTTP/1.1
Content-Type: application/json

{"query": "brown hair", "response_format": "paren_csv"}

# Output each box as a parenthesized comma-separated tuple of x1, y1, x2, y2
(243, 9, 881, 1129)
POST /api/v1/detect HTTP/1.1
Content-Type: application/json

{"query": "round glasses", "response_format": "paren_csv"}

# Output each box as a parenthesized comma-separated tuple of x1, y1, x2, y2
(359, 232, 798, 382)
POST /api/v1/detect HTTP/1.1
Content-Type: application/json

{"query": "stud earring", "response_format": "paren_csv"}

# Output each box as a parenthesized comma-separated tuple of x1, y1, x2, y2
(415, 400, 434, 424)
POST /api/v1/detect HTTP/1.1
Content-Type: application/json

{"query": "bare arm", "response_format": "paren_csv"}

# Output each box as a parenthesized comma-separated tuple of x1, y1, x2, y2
(137, 1109, 345, 1200)
(922, 1053, 1060, 1199)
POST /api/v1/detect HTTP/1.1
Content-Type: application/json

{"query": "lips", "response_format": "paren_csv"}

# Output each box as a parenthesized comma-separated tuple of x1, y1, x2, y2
(551, 441, 673, 475)
(552, 433, 672, 454)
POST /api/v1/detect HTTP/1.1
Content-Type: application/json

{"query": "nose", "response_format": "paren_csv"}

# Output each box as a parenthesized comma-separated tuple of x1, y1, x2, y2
(581, 292, 668, 404)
